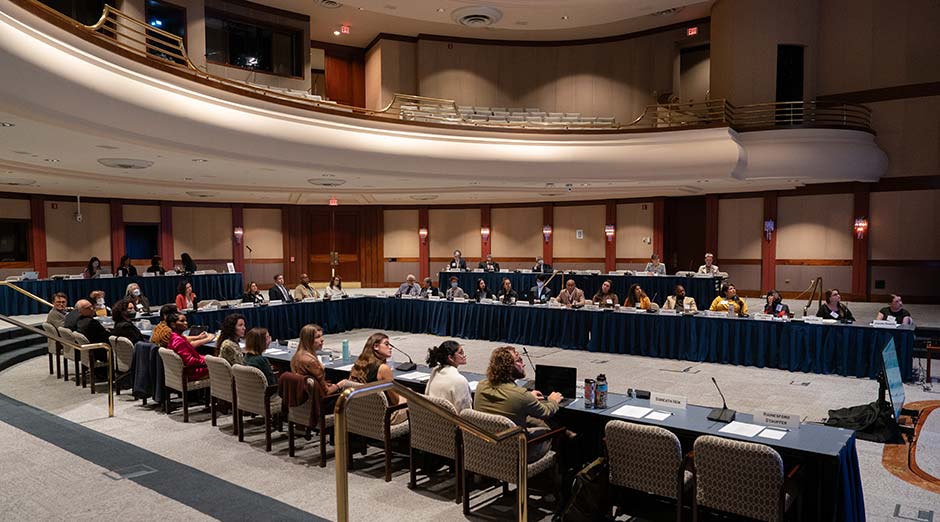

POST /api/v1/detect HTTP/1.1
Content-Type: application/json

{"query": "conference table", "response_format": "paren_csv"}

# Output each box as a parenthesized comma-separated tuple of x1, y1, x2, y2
(260, 346, 864, 521)
(188, 297, 915, 382)
(0, 273, 244, 315)
(438, 271, 721, 307)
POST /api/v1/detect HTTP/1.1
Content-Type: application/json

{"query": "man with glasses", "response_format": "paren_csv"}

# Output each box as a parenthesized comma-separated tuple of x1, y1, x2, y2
(46, 292, 69, 328)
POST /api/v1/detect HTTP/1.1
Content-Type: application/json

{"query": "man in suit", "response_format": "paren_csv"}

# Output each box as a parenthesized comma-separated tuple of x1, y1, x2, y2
(478, 254, 500, 272)
(448, 250, 467, 271)
(73, 299, 111, 363)
(268, 274, 295, 302)
(529, 274, 553, 304)
(697, 253, 720, 275)
(395, 274, 420, 297)
(532, 256, 552, 273)
(555, 279, 585, 308)
(663, 284, 698, 312)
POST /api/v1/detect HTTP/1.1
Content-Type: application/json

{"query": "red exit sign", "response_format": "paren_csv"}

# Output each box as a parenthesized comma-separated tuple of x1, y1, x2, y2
(340, 25, 350, 34)
(687, 26, 698, 36)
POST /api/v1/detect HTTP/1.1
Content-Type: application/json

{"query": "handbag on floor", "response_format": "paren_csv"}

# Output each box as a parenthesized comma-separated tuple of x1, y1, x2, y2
(555, 457, 611, 521)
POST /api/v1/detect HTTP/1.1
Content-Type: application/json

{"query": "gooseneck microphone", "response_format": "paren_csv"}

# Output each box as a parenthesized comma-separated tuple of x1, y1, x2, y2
(521, 346, 537, 391)
(707, 377, 736, 422)
(389, 342, 417, 371)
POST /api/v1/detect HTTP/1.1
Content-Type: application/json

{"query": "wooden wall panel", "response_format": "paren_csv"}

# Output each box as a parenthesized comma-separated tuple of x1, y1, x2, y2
(171, 206, 233, 261)
(383, 209, 419, 257)
(44, 201, 110, 264)
(325, 53, 365, 107)
(870, 189, 940, 259)
(718, 197, 763, 259)
(243, 208, 283, 258)
(428, 208, 481, 258)
(0, 198, 30, 219)
(614, 202, 654, 258)
(123, 204, 160, 223)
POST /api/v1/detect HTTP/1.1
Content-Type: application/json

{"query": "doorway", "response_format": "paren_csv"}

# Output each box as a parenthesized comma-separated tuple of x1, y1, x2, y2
(307, 209, 360, 283)
(663, 196, 706, 274)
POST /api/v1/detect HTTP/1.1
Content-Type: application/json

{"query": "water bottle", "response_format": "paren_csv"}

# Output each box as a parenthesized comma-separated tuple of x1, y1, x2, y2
(583, 379, 595, 409)
(341, 339, 350, 361)
(728, 301, 735, 318)
(594, 374, 608, 409)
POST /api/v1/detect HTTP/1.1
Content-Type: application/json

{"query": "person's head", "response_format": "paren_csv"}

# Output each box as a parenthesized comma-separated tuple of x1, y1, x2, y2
(158, 304, 178, 323)
(453, 249, 462, 258)
(181, 252, 194, 266)
(247, 281, 259, 294)
(502, 277, 512, 291)
(674, 284, 686, 299)
(111, 299, 135, 322)
(75, 299, 93, 317)
(890, 294, 903, 311)
(449, 276, 459, 288)
(177, 281, 192, 296)
(535, 256, 543, 265)
(650, 253, 660, 264)
(298, 324, 324, 354)
(274, 274, 285, 286)
(486, 254, 493, 263)
(119, 255, 131, 268)
(601, 279, 612, 294)
(167, 311, 187, 333)
(86, 257, 101, 272)
(825, 288, 841, 305)
(151, 255, 162, 267)
(766, 289, 781, 305)
(89, 290, 105, 305)
(351, 333, 391, 382)
(423, 277, 433, 287)
(536, 274, 547, 285)
(704, 253, 714, 265)
(565, 279, 576, 292)
(219, 313, 247, 345)
(629, 283, 645, 299)
(406, 274, 416, 285)
(330, 275, 342, 288)
(300, 273, 310, 285)
(721, 283, 737, 299)
(244, 327, 271, 356)
(52, 292, 68, 311)
(486, 346, 524, 384)
(125, 283, 141, 298)
(426, 340, 465, 369)
(477, 278, 487, 290)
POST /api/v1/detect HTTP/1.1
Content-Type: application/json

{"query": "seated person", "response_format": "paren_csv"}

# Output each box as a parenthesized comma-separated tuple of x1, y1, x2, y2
(268, 274, 295, 303)
(529, 274, 553, 303)
(697, 253, 720, 275)
(349, 333, 407, 425)
(763, 289, 790, 317)
(71, 300, 109, 345)
(448, 250, 468, 271)
(709, 283, 748, 316)
(395, 274, 420, 297)
(877, 294, 912, 325)
(82, 257, 103, 279)
(474, 346, 562, 462)
(556, 279, 585, 308)
(242, 281, 265, 304)
(478, 254, 500, 272)
(115, 255, 137, 277)
(64, 299, 88, 331)
(293, 273, 319, 300)
(242, 327, 276, 385)
(419, 277, 440, 298)
(532, 256, 553, 273)
(663, 284, 697, 312)
(473, 278, 495, 301)
(445, 276, 467, 299)
(624, 283, 652, 309)
(167, 312, 207, 379)
(324, 275, 348, 299)
(644, 254, 666, 275)
(592, 279, 620, 308)
(497, 278, 518, 304)
(425, 341, 471, 412)
(124, 283, 151, 314)
(175, 281, 198, 310)
(291, 324, 348, 396)
(216, 313, 246, 365)
(89, 290, 110, 316)
(46, 292, 69, 328)
(111, 299, 143, 344)
(816, 288, 855, 323)
(146, 255, 166, 275)
(150, 304, 177, 347)
(180, 252, 198, 274)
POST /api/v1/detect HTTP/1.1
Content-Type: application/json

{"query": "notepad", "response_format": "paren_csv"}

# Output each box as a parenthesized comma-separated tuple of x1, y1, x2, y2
(718, 421, 764, 438)
(645, 411, 672, 421)
(757, 427, 788, 440)
(398, 371, 431, 381)
(610, 404, 653, 419)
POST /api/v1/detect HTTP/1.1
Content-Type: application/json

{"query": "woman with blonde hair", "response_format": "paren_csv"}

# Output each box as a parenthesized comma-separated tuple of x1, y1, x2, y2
(349, 332, 407, 424)
(291, 324, 347, 396)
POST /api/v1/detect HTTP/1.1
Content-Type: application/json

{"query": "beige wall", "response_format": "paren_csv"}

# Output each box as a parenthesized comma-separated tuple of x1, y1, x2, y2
(123, 204, 160, 223)
(869, 97, 940, 178)
(615, 203, 654, 258)
(777, 265, 851, 294)
(491, 207, 542, 258)
(870, 190, 940, 260)
(365, 45, 382, 110)
(383, 209, 419, 258)
(429, 209, 481, 258)
(172, 207, 232, 260)
(553, 205, 605, 258)
(777, 194, 853, 260)
(243, 208, 282, 258)
(0, 198, 29, 219)
(44, 201, 110, 263)
(723, 264, 761, 291)
(367, 39, 418, 110)
(718, 197, 763, 259)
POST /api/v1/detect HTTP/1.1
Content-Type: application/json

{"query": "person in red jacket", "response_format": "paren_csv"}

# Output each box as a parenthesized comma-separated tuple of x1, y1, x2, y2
(167, 312, 209, 379)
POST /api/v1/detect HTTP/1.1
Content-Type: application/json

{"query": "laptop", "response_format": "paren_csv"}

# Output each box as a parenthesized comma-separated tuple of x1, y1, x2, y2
(535, 364, 577, 406)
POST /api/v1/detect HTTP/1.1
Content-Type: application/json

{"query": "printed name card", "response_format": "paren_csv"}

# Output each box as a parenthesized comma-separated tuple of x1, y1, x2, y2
(428, 295, 441, 300)
(650, 392, 687, 410)
(871, 320, 899, 328)
(754, 313, 774, 321)
(802, 316, 824, 324)
(68, 275, 84, 280)
(268, 300, 284, 306)
(236, 302, 254, 308)
(99, 273, 113, 279)
(658, 308, 677, 316)
(756, 410, 800, 429)
(302, 297, 317, 303)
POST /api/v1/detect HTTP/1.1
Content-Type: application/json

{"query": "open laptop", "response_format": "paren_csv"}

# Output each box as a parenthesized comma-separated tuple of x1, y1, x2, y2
(535, 364, 577, 407)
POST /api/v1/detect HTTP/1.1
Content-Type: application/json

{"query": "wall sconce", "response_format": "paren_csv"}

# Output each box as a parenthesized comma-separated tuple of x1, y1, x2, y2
(605, 224, 615, 241)
(763, 219, 775, 241)
(854, 217, 868, 239)
(480, 226, 490, 242)
(233, 226, 244, 244)
(419, 227, 429, 244)
(542, 225, 552, 243)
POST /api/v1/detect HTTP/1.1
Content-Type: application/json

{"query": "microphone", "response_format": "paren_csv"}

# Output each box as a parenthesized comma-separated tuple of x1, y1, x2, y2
(521, 346, 537, 391)
(707, 377, 736, 423)
(389, 342, 417, 371)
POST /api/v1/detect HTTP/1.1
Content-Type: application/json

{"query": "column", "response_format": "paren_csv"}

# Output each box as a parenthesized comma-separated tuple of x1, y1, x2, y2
(761, 193, 778, 291)
(418, 207, 429, 280)
(851, 186, 870, 299)
(110, 200, 124, 272)
(232, 204, 245, 274)
(29, 196, 47, 278)
(542, 205, 553, 265)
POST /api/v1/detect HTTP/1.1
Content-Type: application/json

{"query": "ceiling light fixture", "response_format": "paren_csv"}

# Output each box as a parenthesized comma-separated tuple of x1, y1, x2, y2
(44, 158, 60, 163)
(192, 158, 208, 163)
(186, 191, 216, 198)
(410, 194, 438, 200)
(316, 0, 343, 8)
(97, 158, 154, 169)
(308, 178, 346, 187)
(0, 177, 37, 186)
(436, 8, 445, 12)
(0, 122, 14, 127)
(333, 30, 341, 36)
(561, 15, 568, 20)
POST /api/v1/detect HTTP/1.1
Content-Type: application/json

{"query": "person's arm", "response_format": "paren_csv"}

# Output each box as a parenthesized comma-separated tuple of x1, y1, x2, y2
(876, 310, 886, 321)
(189, 332, 212, 348)
(519, 387, 560, 420)
(902, 314, 913, 325)
(688, 298, 698, 312)
(709, 296, 721, 311)
(376, 364, 402, 405)
(843, 306, 855, 322)
(175, 294, 186, 309)
(641, 297, 651, 309)
(739, 299, 748, 316)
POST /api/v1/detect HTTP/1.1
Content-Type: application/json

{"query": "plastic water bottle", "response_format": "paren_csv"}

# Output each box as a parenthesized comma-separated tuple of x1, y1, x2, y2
(594, 374, 608, 409)
(342, 339, 350, 361)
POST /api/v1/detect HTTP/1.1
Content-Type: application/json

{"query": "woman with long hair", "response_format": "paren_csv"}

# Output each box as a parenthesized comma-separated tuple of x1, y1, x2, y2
(217, 313, 246, 365)
(425, 340, 471, 411)
(243, 327, 276, 385)
(592, 279, 619, 308)
(349, 332, 407, 424)
(624, 283, 651, 309)
(291, 324, 347, 396)
(242, 281, 265, 304)
(180, 252, 197, 274)
(115, 255, 137, 277)
(473, 278, 495, 301)
(323, 275, 347, 299)
(82, 257, 102, 279)
(816, 288, 854, 323)
(175, 280, 197, 310)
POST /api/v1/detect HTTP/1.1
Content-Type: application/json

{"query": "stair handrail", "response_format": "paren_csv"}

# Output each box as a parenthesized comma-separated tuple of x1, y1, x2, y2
(0, 281, 54, 308)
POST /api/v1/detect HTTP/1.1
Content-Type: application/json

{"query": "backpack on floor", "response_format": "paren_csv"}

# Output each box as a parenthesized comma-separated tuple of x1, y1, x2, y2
(555, 457, 612, 522)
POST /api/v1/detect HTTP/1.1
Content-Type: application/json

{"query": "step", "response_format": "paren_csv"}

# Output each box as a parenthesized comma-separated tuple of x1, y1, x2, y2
(0, 342, 47, 373)
(0, 333, 45, 353)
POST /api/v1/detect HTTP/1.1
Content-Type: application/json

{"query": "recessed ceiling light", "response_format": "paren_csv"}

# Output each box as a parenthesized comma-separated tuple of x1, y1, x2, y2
(186, 191, 216, 198)
(96, 144, 120, 149)
(316, 0, 342, 8)
(333, 30, 341, 36)
(0, 177, 36, 186)
(436, 8, 445, 12)
(357, 7, 364, 11)
(97, 158, 154, 169)
(409, 194, 438, 200)
(561, 15, 568, 20)
(0, 122, 14, 127)
(192, 158, 208, 162)
(43, 158, 60, 163)
(308, 178, 346, 187)
(13, 151, 31, 155)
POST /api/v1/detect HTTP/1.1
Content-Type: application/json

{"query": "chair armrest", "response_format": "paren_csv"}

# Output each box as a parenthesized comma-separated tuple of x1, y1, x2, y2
(386, 402, 409, 413)
(528, 426, 566, 444)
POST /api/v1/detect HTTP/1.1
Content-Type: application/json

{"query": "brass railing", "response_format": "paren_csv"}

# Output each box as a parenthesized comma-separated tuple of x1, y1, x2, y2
(334, 381, 528, 522)
(0, 281, 54, 308)
(0, 312, 115, 417)
(727, 100, 873, 132)
(625, 98, 729, 128)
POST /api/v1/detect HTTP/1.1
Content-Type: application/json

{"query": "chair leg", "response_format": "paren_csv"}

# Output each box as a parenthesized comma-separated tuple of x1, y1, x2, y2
(56, 350, 61, 379)
(48, 353, 53, 375)
(319, 420, 328, 468)
(264, 404, 272, 452)
(462, 468, 471, 515)
(237, 410, 244, 442)
(409, 445, 416, 489)
(74, 356, 81, 386)
(210, 396, 217, 426)
(502, 482, 510, 495)
(288, 421, 295, 457)
(182, 387, 190, 423)
(384, 433, 392, 482)
(63, 358, 69, 382)
(232, 393, 239, 436)
(456, 450, 464, 504)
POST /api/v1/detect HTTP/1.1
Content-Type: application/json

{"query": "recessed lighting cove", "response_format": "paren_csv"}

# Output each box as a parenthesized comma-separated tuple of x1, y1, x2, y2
(97, 158, 154, 169)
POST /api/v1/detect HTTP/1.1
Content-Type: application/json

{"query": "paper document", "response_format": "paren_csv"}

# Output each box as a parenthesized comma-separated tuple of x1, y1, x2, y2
(718, 421, 765, 438)
(333, 363, 355, 371)
(757, 428, 788, 440)
(398, 371, 431, 381)
(644, 411, 672, 421)
(610, 404, 653, 419)
(264, 349, 287, 355)
(468, 381, 479, 392)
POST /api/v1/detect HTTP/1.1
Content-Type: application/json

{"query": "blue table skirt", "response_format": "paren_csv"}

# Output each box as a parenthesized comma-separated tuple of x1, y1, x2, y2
(1, 273, 244, 316)
(439, 272, 720, 307)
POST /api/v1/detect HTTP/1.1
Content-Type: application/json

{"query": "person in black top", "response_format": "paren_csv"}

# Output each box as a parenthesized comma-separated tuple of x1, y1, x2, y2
(817, 288, 855, 323)
(420, 277, 440, 298)
(73, 300, 110, 345)
(180, 252, 197, 274)
(111, 299, 143, 344)
(532, 256, 553, 273)
(448, 250, 467, 271)
(242, 281, 265, 304)
(115, 255, 137, 277)
(529, 274, 553, 303)
(763, 289, 790, 317)
(876, 294, 912, 325)
(473, 278, 495, 301)
(64, 299, 87, 331)
(478, 254, 500, 272)
(146, 255, 166, 275)
(497, 277, 518, 304)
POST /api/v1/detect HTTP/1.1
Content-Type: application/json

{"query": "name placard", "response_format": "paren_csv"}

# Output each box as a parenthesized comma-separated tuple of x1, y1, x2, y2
(99, 273, 114, 279)
(226, 262, 235, 273)
(142, 272, 155, 277)
(236, 302, 254, 308)
(871, 320, 899, 328)
(650, 392, 687, 410)
(658, 308, 677, 316)
(802, 316, 824, 324)
(268, 300, 284, 306)
(428, 295, 441, 300)
(302, 297, 317, 303)
(754, 313, 774, 321)
(756, 410, 800, 429)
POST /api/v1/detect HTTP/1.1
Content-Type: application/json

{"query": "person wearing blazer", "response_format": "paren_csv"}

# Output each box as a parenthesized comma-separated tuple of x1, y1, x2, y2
(448, 250, 468, 271)
(268, 274, 295, 302)
(663, 284, 698, 312)
(555, 279, 585, 308)
(477, 254, 500, 272)
(532, 256, 553, 273)
(529, 275, 553, 303)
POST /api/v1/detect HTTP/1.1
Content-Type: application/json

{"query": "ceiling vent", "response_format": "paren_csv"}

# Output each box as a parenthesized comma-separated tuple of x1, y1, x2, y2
(316, 0, 342, 8)
(452, 6, 502, 27)
(185, 191, 216, 198)
(651, 7, 683, 16)
(97, 158, 154, 169)
(308, 178, 346, 187)
(0, 177, 36, 186)
(410, 194, 438, 201)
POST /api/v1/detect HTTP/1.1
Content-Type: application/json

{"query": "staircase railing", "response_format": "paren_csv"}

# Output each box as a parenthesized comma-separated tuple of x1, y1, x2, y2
(0, 281, 54, 308)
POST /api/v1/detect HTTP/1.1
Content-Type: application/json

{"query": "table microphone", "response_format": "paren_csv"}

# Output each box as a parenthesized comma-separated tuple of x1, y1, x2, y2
(707, 377, 736, 423)
(521, 347, 537, 391)
(389, 342, 417, 371)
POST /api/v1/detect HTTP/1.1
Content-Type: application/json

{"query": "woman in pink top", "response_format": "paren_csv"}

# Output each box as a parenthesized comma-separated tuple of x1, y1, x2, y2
(167, 311, 210, 379)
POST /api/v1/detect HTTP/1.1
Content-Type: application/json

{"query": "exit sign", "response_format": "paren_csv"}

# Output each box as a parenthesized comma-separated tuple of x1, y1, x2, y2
(340, 25, 350, 34)
(687, 26, 698, 36)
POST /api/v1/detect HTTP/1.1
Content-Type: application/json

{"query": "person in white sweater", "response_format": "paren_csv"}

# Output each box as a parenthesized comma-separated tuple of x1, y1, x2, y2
(424, 340, 471, 412)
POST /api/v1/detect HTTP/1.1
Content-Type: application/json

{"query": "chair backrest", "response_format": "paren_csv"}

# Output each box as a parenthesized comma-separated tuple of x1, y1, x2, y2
(55, 327, 76, 359)
(345, 383, 391, 440)
(205, 355, 234, 402)
(693, 435, 784, 522)
(41, 322, 59, 355)
(158, 347, 186, 391)
(409, 394, 458, 459)
(71, 331, 90, 345)
(459, 409, 520, 484)
(605, 420, 682, 498)
(232, 364, 270, 415)
(110, 336, 135, 372)
(286, 377, 320, 427)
